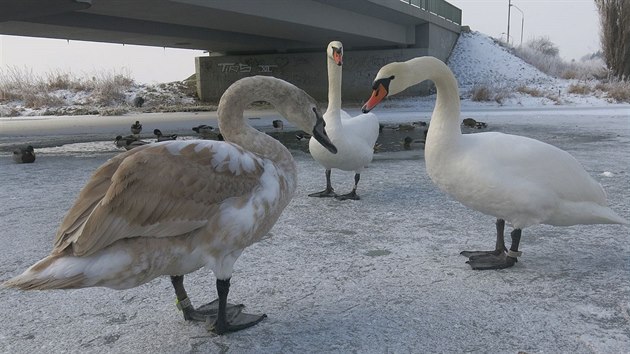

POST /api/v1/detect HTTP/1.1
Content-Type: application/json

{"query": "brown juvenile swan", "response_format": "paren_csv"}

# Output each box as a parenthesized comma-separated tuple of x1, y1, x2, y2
(3, 76, 337, 335)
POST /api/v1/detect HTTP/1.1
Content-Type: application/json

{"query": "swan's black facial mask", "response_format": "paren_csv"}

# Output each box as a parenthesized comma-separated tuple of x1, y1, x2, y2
(332, 46, 343, 66)
(361, 75, 395, 113)
(311, 107, 338, 154)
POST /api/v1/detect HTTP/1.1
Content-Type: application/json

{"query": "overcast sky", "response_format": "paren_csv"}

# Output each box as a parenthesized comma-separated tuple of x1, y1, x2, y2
(0, 0, 601, 84)
(448, 0, 601, 60)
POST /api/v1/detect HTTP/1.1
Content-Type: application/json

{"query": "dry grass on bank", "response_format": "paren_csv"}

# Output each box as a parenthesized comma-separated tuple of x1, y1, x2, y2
(0, 67, 212, 117)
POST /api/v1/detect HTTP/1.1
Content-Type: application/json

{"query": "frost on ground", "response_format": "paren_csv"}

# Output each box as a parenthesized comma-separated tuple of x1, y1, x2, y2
(449, 31, 555, 90)
(447, 31, 625, 106)
(0, 108, 628, 353)
(0, 27, 629, 353)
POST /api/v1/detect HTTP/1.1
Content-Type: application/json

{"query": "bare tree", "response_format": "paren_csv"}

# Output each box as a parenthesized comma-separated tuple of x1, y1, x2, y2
(595, 0, 630, 80)
(514, 36, 565, 77)
(526, 37, 559, 57)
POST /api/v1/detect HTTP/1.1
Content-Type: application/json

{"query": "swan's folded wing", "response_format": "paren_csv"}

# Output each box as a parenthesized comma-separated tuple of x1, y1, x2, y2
(344, 111, 380, 146)
(53, 141, 265, 257)
(339, 109, 353, 121)
(53, 148, 144, 249)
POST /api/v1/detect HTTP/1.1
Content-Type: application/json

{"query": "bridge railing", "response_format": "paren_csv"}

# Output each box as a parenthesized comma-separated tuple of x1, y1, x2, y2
(400, 0, 462, 25)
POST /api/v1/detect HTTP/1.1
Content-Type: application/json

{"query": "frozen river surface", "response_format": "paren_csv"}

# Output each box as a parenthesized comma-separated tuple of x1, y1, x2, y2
(0, 106, 629, 353)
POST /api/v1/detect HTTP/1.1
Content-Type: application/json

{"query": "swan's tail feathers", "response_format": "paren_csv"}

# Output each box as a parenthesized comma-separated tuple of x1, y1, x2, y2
(614, 214, 629, 225)
(2, 255, 86, 290)
(591, 206, 629, 225)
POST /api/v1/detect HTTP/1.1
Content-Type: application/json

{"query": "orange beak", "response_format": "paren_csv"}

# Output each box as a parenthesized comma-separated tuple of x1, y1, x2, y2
(361, 83, 388, 113)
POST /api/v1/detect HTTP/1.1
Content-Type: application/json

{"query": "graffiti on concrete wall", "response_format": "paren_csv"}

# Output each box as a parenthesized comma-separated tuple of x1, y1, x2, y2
(218, 63, 278, 73)
(197, 48, 428, 101)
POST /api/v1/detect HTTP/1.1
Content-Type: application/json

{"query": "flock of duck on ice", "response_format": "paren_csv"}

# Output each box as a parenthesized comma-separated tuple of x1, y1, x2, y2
(5, 41, 628, 335)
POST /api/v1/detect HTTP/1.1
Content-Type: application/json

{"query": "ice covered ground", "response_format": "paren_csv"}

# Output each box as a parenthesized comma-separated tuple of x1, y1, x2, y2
(1, 28, 629, 353)
(0, 104, 628, 353)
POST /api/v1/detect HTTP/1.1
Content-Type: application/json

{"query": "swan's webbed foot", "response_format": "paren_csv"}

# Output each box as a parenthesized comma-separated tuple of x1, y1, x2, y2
(208, 308, 267, 335)
(310, 170, 336, 197)
(171, 276, 266, 334)
(178, 298, 244, 322)
(463, 252, 517, 270)
(309, 187, 337, 198)
(462, 226, 523, 270)
(335, 190, 360, 200)
(209, 279, 266, 335)
(335, 173, 362, 200)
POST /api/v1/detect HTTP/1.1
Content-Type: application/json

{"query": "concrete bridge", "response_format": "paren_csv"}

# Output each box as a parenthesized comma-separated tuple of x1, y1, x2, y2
(0, 0, 461, 101)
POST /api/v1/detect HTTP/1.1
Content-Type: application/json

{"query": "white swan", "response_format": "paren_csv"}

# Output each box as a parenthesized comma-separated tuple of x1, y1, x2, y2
(3, 76, 337, 334)
(309, 40, 380, 200)
(362, 56, 628, 269)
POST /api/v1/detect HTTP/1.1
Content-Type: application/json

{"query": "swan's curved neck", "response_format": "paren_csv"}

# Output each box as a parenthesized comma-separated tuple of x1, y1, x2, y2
(326, 56, 342, 114)
(217, 82, 293, 167)
(405, 57, 461, 141)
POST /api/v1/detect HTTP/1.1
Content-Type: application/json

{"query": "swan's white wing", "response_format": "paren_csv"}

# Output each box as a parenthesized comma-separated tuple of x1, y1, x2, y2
(339, 109, 353, 121)
(343, 111, 380, 147)
(439, 132, 611, 227)
(53, 140, 265, 257)
(464, 132, 606, 203)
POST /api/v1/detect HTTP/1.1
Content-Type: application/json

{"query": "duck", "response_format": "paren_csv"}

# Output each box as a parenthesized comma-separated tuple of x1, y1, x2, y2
(272, 120, 284, 130)
(130, 120, 142, 135)
(396, 123, 416, 132)
(362, 56, 628, 270)
(114, 135, 149, 150)
(123, 139, 150, 150)
(114, 135, 137, 148)
(308, 40, 380, 200)
(13, 145, 36, 163)
(192, 124, 222, 140)
(462, 118, 487, 129)
(401, 136, 425, 150)
(3, 76, 337, 335)
(153, 129, 177, 141)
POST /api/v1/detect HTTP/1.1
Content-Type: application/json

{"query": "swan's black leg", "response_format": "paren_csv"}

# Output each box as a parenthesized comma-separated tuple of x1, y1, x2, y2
(336, 173, 361, 200)
(309, 169, 337, 197)
(170, 275, 244, 322)
(506, 229, 522, 266)
(209, 278, 267, 335)
(461, 219, 507, 258)
(463, 225, 522, 270)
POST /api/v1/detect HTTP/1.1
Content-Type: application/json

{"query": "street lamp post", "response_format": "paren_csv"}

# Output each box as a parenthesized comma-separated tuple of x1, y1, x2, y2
(507, 0, 512, 45)
(511, 4, 524, 46)
(507, 0, 525, 46)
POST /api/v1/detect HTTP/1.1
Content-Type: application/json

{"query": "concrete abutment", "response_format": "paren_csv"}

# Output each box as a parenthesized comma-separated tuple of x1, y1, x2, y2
(196, 24, 460, 102)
